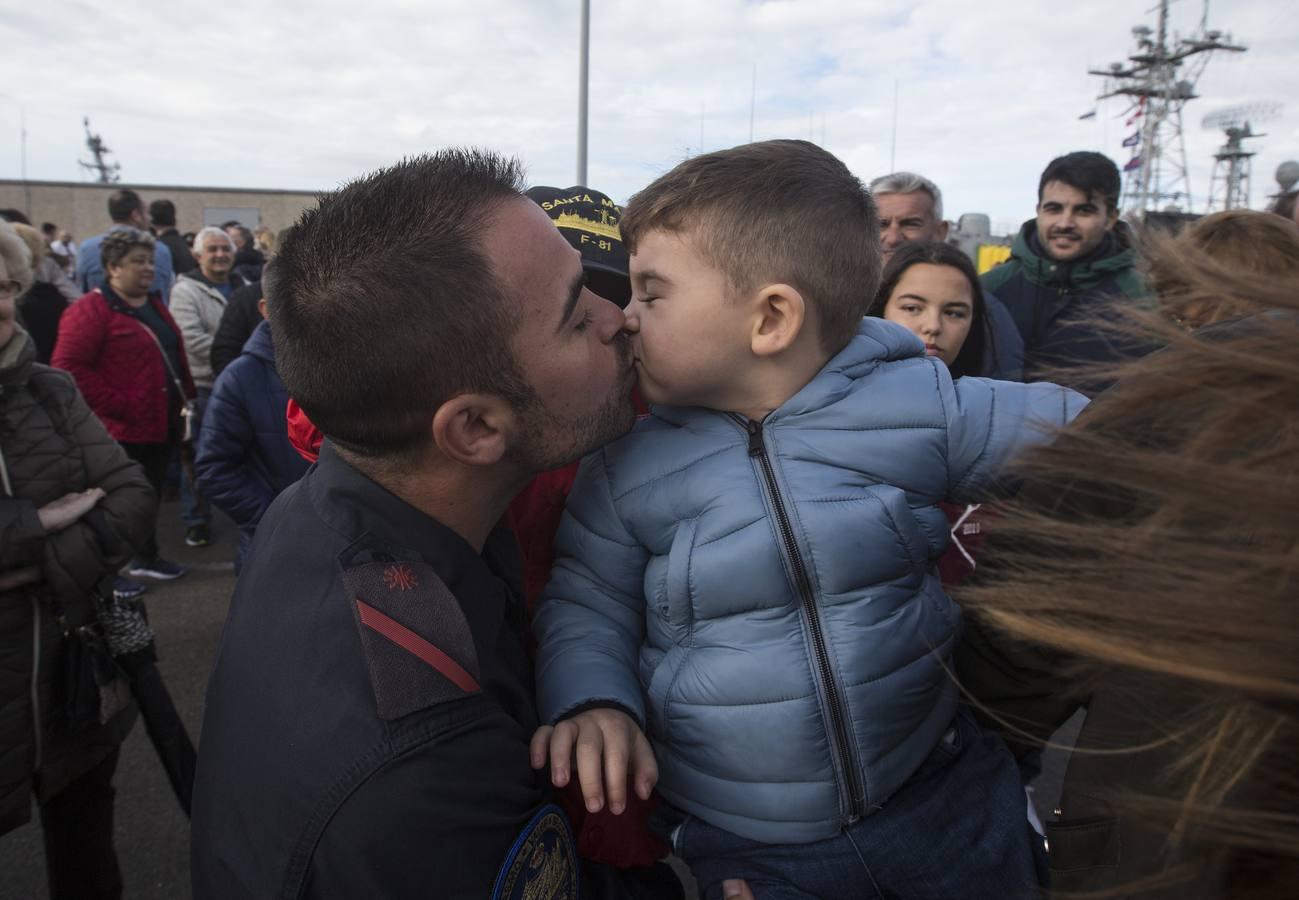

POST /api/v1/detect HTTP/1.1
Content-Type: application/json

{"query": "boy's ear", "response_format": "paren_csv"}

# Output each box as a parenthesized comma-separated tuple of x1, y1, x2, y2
(747, 283, 807, 357)
(431, 393, 516, 467)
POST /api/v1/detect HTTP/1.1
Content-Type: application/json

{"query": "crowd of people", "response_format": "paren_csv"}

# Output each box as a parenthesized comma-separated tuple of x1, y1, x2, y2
(0, 140, 1296, 900)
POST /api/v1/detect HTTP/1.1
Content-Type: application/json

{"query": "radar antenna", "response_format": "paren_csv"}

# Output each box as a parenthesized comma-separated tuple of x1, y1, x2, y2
(1202, 102, 1281, 211)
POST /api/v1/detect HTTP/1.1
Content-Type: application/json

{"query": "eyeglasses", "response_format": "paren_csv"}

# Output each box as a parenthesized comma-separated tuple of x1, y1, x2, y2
(0, 280, 22, 299)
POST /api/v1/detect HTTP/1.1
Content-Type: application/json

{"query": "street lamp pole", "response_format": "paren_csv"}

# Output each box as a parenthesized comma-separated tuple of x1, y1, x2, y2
(0, 95, 30, 217)
(577, 0, 589, 186)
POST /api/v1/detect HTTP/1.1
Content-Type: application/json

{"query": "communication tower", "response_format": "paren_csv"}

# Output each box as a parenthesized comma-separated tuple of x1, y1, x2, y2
(1202, 103, 1281, 211)
(1089, 0, 1245, 215)
(79, 117, 121, 184)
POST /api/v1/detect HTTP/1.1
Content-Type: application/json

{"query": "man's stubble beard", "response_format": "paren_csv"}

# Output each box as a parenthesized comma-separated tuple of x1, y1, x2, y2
(508, 336, 637, 473)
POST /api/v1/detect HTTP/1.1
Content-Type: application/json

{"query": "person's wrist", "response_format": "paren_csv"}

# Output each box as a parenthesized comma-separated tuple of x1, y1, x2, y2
(559, 701, 641, 729)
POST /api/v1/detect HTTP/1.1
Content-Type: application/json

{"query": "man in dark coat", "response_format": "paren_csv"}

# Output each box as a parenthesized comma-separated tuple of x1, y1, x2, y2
(981, 152, 1148, 387)
(208, 280, 262, 377)
(190, 151, 684, 899)
(148, 200, 196, 277)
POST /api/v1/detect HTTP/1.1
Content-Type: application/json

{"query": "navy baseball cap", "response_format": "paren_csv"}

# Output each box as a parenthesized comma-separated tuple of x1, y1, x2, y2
(525, 185, 631, 308)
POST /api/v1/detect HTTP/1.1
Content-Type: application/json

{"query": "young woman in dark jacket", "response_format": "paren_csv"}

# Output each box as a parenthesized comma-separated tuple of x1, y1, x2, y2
(866, 241, 999, 587)
(1, 221, 154, 899)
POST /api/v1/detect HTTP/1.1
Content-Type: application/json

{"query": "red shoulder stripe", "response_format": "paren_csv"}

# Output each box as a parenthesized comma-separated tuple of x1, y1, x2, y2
(355, 599, 481, 693)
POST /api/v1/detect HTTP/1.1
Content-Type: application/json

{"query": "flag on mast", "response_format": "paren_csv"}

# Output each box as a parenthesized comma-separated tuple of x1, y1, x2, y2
(1122, 132, 1140, 148)
(1123, 155, 1142, 172)
(1125, 97, 1146, 127)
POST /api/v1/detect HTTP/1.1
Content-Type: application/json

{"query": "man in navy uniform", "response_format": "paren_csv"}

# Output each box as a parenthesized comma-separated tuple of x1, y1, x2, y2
(190, 151, 679, 898)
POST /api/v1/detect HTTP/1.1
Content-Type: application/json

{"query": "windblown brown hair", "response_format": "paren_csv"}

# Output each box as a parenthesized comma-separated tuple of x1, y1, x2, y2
(960, 233, 1299, 896)
(619, 140, 879, 357)
(1144, 210, 1299, 329)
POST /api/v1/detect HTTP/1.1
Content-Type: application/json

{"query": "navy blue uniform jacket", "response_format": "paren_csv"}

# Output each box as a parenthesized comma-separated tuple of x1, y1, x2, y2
(190, 443, 578, 898)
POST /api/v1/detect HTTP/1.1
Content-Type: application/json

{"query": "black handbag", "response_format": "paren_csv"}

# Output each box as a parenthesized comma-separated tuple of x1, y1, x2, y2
(60, 619, 131, 732)
(52, 584, 132, 733)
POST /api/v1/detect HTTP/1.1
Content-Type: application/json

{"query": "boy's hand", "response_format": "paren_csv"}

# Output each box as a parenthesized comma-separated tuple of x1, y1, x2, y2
(530, 708, 657, 816)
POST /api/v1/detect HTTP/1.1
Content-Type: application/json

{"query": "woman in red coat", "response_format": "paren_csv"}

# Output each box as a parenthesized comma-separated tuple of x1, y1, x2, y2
(52, 229, 195, 589)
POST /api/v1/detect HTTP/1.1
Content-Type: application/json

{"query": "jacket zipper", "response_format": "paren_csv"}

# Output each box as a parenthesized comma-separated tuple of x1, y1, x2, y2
(0, 443, 44, 771)
(733, 414, 864, 822)
(30, 597, 43, 771)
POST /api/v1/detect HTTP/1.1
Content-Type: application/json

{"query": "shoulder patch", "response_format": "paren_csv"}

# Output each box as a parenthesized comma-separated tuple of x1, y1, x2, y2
(492, 804, 578, 900)
(342, 557, 482, 719)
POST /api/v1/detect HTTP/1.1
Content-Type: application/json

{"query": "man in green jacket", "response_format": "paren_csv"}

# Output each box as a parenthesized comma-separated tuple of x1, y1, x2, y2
(982, 152, 1148, 388)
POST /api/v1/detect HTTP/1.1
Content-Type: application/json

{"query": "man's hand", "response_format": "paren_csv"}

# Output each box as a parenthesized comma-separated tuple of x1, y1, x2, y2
(530, 708, 657, 816)
(37, 488, 106, 533)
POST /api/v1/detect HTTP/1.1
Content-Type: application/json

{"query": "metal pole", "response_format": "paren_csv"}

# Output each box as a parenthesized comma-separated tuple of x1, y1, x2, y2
(889, 80, 899, 171)
(19, 105, 30, 217)
(577, 0, 590, 185)
(749, 64, 756, 143)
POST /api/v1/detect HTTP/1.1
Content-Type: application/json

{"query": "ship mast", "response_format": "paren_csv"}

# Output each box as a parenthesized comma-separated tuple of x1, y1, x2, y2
(1089, 0, 1244, 216)
(78, 117, 121, 184)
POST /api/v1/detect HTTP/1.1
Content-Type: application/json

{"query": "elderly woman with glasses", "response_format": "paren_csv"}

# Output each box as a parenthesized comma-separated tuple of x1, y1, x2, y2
(1, 219, 155, 898)
(52, 228, 196, 589)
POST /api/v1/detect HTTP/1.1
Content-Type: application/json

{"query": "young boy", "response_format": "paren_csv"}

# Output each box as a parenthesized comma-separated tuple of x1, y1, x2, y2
(532, 140, 1084, 899)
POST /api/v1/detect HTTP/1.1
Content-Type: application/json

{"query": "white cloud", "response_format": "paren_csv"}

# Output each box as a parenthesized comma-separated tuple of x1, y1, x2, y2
(2, 0, 1295, 229)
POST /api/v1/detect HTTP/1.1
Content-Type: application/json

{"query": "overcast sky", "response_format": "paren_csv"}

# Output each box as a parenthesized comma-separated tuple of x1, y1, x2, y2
(3, 0, 1295, 233)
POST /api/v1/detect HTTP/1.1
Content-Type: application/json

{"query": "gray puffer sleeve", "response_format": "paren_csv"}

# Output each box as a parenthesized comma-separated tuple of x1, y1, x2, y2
(942, 376, 1089, 504)
(533, 449, 649, 728)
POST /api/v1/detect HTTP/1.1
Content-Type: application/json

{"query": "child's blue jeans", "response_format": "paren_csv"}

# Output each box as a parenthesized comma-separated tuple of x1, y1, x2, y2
(654, 708, 1046, 900)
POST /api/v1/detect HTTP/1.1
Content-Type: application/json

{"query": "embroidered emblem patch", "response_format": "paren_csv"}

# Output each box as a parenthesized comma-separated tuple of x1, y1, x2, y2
(491, 805, 578, 900)
(383, 563, 418, 591)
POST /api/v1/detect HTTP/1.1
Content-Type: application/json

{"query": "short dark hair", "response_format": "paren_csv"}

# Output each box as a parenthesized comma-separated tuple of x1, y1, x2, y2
(100, 227, 155, 270)
(269, 150, 529, 459)
(220, 220, 242, 230)
(41, 222, 57, 236)
(1037, 152, 1122, 214)
(620, 139, 879, 357)
(107, 189, 144, 223)
(149, 199, 177, 228)
(867, 241, 989, 379)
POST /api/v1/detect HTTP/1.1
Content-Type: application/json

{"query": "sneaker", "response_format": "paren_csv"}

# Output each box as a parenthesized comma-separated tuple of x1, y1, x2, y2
(185, 524, 211, 547)
(127, 558, 188, 581)
(112, 576, 147, 600)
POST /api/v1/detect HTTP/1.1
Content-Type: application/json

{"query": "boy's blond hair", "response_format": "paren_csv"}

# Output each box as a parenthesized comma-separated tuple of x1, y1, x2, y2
(621, 140, 880, 356)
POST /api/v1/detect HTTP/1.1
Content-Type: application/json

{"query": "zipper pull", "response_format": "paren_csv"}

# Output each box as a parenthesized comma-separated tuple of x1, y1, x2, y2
(746, 420, 764, 457)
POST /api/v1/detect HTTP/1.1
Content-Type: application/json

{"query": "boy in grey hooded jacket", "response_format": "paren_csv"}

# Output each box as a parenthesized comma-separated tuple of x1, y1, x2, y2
(533, 141, 1085, 899)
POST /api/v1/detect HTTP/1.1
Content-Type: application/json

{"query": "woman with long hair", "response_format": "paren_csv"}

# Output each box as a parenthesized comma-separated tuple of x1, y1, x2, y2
(867, 240, 991, 378)
(955, 214, 1299, 897)
(868, 241, 1000, 587)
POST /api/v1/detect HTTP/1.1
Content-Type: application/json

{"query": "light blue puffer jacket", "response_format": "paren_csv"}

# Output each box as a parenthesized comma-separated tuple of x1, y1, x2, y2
(535, 318, 1086, 844)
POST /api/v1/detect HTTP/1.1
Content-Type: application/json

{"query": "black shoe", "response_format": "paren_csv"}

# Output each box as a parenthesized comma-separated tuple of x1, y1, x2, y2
(113, 576, 148, 600)
(185, 524, 211, 547)
(127, 558, 188, 581)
